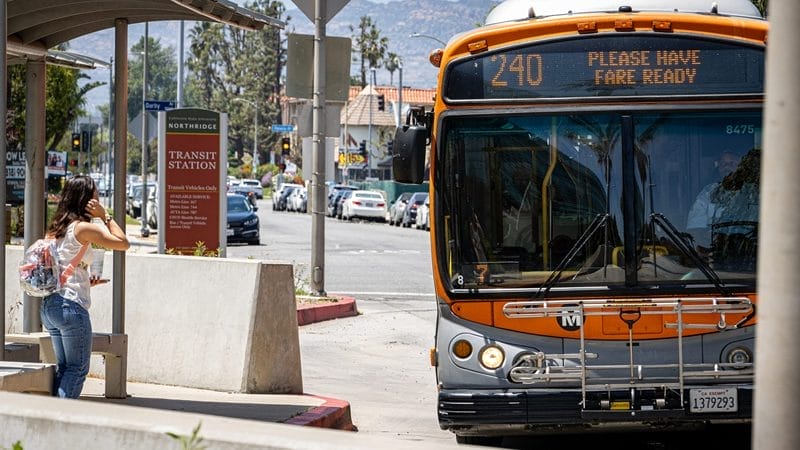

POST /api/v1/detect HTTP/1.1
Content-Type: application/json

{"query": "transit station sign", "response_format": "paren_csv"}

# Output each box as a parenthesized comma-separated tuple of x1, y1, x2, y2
(157, 108, 228, 255)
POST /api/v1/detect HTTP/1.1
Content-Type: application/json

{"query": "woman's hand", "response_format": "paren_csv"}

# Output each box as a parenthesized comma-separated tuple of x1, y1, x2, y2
(85, 198, 107, 220)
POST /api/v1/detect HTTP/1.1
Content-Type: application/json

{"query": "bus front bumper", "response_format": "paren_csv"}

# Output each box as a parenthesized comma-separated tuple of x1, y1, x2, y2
(438, 388, 752, 435)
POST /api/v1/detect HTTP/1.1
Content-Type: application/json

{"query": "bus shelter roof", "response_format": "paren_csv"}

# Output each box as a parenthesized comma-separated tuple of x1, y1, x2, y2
(7, 0, 282, 59)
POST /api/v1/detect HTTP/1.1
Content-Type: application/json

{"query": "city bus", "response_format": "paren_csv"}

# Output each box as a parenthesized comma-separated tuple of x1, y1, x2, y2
(393, 0, 766, 444)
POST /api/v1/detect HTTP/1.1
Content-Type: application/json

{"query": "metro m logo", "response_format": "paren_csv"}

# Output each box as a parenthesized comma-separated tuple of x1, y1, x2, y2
(557, 304, 582, 331)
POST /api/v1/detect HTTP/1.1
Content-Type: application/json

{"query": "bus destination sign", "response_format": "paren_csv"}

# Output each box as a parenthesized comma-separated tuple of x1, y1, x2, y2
(445, 35, 764, 101)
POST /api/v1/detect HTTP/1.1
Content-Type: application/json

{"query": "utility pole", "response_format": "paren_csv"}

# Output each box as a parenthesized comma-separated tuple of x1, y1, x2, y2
(140, 22, 150, 237)
(107, 56, 113, 208)
(753, 0, 800, 449)
(310, 0, 328, 296)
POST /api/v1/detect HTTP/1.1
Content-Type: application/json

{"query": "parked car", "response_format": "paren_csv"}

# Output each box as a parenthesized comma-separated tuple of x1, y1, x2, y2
(276, 185, 299, 211)
(388, 192, 412, 226)
(126, 183, 156, 218)
(272, 183, 303, 210)
(232, 178, 263, 199)
(326, 185, 356, 217)
(288, 186, 307, 213)
(226, 193, 260, 245)
(335, 190, 354, 219)
(401, 192, 428, 228)
(415, 195, 430, 231)
(340, 190, 387, 222)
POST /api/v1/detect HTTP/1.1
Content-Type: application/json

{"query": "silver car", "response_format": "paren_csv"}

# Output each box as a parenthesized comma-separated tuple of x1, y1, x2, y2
(388, 192, 412, 226)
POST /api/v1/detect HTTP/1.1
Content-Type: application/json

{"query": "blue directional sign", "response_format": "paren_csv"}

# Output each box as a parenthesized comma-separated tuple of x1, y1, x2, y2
(144, 100, 176, 111)
(271, 124, 295, 133)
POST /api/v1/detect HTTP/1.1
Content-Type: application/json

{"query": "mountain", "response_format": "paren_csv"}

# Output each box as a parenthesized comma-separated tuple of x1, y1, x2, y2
(67, 0, 498, 115)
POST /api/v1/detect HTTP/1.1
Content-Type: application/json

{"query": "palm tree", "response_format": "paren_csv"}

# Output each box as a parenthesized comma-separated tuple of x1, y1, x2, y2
(350, 16, 389, 87)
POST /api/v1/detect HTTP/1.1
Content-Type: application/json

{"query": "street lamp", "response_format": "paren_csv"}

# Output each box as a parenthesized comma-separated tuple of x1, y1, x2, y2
(409, 32, 447, 46)
(233, 97, 258, 178)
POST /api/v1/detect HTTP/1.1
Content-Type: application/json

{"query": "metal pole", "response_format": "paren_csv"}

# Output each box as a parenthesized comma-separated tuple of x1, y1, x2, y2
(397, 62, 403, 128)
(1, 0, 7, 357)
(22, 59, 46, 333)
(753, 1, 800, 448)
(253, 102, 258, 177)
(367, 68, 374, 179)
(310, 0, 327, 296)
(113, 19, 128, 336)
(106, 56, 113, 208)
(140, 22, 150, 237)
(178, 21, 184, 108)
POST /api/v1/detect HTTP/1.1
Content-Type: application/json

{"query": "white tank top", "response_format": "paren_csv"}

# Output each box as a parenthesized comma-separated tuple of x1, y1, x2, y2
(55, 222, 93, 309)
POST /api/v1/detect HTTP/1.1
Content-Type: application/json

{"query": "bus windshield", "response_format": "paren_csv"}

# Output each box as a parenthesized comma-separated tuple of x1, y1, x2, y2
(439, 110, 761, 292)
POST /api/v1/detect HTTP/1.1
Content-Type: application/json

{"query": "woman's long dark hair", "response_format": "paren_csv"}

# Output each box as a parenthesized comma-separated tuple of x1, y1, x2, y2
(47, 175, 97, 239)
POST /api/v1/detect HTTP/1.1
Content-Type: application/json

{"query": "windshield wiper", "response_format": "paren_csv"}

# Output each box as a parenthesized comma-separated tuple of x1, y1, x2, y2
(649, 212, 732, 296)
(534, 213, 609, 299)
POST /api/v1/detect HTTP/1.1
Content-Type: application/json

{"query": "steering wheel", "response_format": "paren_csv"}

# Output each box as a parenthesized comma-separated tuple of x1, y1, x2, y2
(711, 221, 758, 238)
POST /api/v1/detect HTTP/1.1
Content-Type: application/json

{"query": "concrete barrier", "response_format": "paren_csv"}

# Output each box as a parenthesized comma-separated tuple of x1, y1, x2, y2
(4, 247, 302, 394)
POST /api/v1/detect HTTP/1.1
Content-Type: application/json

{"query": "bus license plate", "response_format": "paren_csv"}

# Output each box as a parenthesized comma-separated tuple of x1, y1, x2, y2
(689, 387, 737, 413)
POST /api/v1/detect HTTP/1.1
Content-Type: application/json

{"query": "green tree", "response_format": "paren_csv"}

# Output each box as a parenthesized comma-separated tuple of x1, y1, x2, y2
(7, 62, 102, 152)
(350, 16, 389, 87)
(185, 0, 287, 176)
(128, 35, 178, 120)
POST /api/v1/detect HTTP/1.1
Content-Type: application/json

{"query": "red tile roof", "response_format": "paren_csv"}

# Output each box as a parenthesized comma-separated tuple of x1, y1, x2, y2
(348, 85, 435, 106)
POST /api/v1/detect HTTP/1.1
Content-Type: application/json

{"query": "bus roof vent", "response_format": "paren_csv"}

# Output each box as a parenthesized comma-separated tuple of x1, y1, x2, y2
(484, 0, 763, 25)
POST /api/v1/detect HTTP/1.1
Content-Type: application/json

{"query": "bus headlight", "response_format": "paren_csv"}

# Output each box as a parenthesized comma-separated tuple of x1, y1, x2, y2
(479, 345, 505, 370)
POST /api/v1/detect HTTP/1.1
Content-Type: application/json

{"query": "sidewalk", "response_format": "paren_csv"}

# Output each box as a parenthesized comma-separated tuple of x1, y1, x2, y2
(79, 378, 354, 430)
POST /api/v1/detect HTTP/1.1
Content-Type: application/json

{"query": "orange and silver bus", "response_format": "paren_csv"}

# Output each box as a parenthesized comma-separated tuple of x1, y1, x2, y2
(393, 0, 766, 443)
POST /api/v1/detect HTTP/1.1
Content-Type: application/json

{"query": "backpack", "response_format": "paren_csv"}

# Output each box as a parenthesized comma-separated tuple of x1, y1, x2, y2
(19, 238, 89, 297)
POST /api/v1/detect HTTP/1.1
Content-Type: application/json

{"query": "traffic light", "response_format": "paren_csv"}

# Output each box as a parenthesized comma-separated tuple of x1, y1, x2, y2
(377, 94, 385, 111)
(71, 133, 81, 152)
(70, 159, 78, 167)
(281, 137, 291, 156)
(81, 130, 90, 152)
(359, 140, 366, 153)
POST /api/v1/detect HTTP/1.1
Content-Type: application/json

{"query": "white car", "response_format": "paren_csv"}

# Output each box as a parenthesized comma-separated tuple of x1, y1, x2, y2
(288, 186, 307, 213)
(341, 190, 387, 222)
(415, 196, 430, 231)
(233, 179, 263, 199)
(272, 183, 303, 211)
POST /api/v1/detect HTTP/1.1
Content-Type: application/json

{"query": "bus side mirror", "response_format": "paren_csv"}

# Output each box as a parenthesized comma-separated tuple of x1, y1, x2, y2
(392, 124, 427, 184)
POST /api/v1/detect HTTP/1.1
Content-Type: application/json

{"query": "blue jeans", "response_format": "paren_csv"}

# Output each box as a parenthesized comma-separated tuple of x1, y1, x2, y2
(40, 294, 92, 398)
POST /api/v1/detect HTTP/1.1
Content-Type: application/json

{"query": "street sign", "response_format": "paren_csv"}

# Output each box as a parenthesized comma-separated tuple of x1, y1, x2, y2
(286, 34, 351, 101)
(144, 100, 176, 111)
(292, 0, 349, 24)
(271, 124, 295, 133)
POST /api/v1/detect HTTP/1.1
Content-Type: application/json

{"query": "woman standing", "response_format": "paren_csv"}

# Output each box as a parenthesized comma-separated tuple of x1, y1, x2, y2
(41, 175, 130, 398)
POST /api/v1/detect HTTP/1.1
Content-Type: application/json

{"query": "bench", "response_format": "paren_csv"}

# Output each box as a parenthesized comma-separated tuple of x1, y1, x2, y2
(4, 332, 127, 398)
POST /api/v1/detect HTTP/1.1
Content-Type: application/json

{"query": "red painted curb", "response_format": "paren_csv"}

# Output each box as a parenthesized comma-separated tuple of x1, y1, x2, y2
(296, 296, 358, 326)
(284, 395, 355, 431)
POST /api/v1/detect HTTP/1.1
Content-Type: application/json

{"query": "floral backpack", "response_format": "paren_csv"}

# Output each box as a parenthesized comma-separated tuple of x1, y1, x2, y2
(19, 238, 88, 297)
